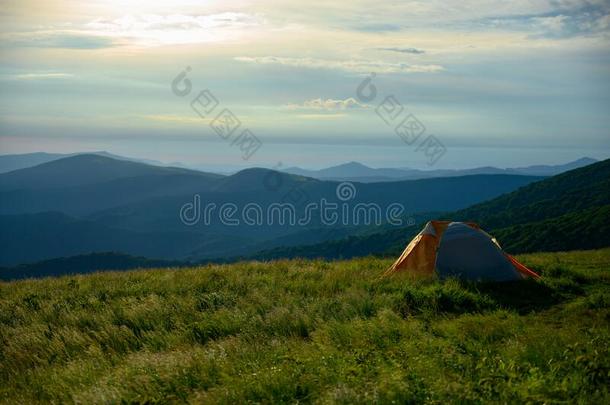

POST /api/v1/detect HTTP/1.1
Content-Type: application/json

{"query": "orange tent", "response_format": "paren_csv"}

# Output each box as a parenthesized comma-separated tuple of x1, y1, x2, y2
(386, 221, 539, 281)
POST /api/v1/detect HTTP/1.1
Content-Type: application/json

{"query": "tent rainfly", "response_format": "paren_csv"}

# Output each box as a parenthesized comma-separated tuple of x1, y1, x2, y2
(386, 221, 540, 281)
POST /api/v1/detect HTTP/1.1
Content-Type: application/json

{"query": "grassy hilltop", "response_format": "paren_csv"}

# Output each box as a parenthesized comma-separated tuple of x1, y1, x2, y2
(1, 249, 609, 403)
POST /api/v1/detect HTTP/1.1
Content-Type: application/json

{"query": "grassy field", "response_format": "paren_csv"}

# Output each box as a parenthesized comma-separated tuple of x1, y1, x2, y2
(1, 249, 609, 404)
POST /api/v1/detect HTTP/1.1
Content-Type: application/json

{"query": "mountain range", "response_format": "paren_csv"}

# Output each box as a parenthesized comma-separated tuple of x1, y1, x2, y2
(282, 158, 598, 182)
(0, 151, 164, 174)
(1, 152, 596, 182)
(0, 153, 544, 267)
(251, 158, 610, 260)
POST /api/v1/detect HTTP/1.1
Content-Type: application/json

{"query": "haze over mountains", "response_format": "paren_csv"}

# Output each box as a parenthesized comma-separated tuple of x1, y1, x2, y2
(252, 158, 610, 261)
(0, 151, 164, 174)
(0, 152, 596, 181)
(282, 158, 598, 182)
(0, 153, 549, 268)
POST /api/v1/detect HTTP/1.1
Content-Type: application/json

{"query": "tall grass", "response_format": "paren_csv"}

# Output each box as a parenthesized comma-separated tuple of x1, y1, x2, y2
(1, 249, 609, 403)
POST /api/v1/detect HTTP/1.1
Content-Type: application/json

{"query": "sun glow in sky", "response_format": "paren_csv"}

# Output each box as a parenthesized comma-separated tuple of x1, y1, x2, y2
(1, 0, 609, 169)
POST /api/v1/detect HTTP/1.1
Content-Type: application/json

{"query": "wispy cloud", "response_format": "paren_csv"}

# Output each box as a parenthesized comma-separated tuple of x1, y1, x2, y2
(85, 13, 263, 46)
(296, 113, 347, 120)
(2, 12, 265, 49)
(11, 73, 74, 80)
(379, 47, 425, 54)
(4, 32, 116, 49)
(478, 2, 610, 39)
(286, 98, 368, 110)
(234, 56, 444, 73)
(143, 114, 208, 124)
(351, 23, 402, 32)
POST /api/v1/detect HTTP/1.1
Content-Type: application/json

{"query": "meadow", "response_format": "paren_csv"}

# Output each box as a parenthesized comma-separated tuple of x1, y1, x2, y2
(1, 249, 609, 404)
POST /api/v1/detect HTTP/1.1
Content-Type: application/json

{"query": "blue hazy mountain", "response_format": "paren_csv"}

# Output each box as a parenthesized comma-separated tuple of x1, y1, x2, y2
(0, 154, 541, 266)
(283, 158, 598, 182)
(251, 158, 610, 260)
(0, 151, 165, 174)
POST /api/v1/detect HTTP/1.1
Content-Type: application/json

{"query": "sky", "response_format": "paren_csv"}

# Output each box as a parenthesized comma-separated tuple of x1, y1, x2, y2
(0, 0, 609, 170)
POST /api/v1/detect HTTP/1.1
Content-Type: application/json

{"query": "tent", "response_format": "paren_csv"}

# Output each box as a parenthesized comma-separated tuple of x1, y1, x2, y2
(386, 221, 539, 281)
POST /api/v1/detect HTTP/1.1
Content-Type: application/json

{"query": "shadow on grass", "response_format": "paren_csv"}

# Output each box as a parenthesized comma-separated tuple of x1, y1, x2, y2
(393, 278, 571, 318)
(474, 280, 561, 314)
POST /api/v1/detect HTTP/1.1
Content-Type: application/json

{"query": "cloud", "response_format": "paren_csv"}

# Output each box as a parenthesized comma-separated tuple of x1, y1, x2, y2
(379, 47, 426, 54)
(234, 56, 444, 73)
(5, 32, 116, 49)
(478, 2, 610, 39)
(143, 114, 208, 124)
(351, 23, 402, 32)
(11, 73, 74, 80)
(83, 13, 263, 46)
(295, 113, 347, 120)
(2, 12, 264, 49)
(287, 98, 368, 110)
(532, 15, 568, 33)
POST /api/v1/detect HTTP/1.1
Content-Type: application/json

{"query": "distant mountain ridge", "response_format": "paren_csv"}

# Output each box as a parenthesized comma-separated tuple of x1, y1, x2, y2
(1, 154, 605, 277)
(283, 158, 598, 182)
(0, 151, 166, 174)
(250, 158, 610, 260)
(1, 151, 598, 182)
(0, 154, 220, 192)
(0, 154, 542, 266)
